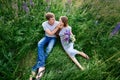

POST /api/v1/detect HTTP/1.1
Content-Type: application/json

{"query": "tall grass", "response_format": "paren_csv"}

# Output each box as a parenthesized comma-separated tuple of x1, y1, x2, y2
(0, 0, 120, 80)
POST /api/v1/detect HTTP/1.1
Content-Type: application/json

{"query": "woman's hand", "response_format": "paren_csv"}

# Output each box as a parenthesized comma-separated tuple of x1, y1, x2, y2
(70, 34, 76, 42)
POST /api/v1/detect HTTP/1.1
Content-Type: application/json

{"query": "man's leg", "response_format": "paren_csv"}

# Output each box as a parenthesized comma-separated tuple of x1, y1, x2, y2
(32, 36, 48, 71)
(35, 37, 56, 80)
(45, 38, 56, 59)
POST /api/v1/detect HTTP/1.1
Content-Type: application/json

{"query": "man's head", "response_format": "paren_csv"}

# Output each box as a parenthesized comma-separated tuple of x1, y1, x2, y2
(45, 12, 55, 25)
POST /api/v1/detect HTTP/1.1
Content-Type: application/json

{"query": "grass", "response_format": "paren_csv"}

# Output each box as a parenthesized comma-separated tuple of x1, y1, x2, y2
(0, 0, 120, 80)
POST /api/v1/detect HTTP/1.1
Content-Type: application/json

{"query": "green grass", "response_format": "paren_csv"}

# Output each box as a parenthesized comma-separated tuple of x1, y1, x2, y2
(0, 0, 120, 80)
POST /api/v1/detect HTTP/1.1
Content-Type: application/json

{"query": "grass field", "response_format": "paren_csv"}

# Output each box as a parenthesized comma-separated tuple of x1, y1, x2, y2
(0, 0, 120, 80)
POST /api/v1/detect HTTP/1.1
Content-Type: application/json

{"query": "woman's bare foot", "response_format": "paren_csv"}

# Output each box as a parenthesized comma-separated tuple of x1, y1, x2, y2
(85, 55, 89, 59)
(81, 67, 85, 71)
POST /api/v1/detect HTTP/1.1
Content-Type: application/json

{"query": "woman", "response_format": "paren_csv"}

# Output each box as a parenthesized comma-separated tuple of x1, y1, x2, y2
(59, 16, 89, 70)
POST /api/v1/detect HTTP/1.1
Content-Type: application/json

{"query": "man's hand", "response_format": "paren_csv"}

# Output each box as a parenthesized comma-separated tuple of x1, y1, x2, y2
(57, 23, 63, 29)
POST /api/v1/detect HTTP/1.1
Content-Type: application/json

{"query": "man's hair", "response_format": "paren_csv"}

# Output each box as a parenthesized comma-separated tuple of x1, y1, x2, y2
(45, 12, 55, 20)
(60, 16, 68, 27)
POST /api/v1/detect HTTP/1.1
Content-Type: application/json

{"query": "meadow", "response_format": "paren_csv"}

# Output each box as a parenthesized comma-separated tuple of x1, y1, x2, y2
(0, 0, 120, 80)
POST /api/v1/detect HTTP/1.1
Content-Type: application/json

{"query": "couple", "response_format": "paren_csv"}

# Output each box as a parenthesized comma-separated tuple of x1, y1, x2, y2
(30, 12, 89, 80)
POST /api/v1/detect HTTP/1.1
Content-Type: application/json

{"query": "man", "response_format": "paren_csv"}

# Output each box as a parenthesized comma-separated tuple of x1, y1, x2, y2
(30, 12, 60, 80)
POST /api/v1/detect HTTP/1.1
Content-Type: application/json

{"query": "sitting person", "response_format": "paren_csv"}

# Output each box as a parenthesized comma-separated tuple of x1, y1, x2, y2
(58, 16, 89, 70)
(30, 12, 60, 80)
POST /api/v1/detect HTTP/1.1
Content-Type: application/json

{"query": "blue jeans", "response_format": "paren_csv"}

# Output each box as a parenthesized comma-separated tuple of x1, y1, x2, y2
(32, 36, 56, 71)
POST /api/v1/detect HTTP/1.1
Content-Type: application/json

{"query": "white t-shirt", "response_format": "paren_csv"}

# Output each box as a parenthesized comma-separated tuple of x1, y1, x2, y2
(42, 21, 59, 37)
(59, 26, 71, 36)
(59, 26, 72, 49)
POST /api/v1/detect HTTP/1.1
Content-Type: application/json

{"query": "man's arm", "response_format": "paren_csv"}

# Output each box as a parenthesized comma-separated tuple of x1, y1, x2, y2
(45, 25, 60, 36)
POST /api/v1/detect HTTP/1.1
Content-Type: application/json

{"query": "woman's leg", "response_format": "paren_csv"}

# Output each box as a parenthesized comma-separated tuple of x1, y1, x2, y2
(77, 51, 89, 59)
(69, 55, 84, 70)
(68, 43, 89, 59)
(65, 43, 84, 70)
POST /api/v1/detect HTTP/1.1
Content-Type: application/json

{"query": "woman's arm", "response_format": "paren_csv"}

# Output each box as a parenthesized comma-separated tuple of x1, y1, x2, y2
(70, 30, 73, 35)
(70, 29, 76, 42)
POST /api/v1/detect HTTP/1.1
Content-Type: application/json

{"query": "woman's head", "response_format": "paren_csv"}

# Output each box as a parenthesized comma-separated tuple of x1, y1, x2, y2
(59, 16, 68, 27)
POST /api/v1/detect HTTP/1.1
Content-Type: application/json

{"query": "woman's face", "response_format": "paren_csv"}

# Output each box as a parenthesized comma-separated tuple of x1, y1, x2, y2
(59, 18, 64, 26)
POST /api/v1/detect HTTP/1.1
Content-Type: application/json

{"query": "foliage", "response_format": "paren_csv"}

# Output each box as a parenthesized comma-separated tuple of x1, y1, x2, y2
(0, 0, 120, 80)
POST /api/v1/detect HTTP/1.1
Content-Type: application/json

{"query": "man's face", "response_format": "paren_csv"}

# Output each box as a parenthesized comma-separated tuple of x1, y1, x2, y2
(48, 17, 55, 25)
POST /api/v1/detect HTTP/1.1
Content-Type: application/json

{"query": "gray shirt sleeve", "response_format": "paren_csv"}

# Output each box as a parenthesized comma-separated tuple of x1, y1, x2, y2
(42, 22, 49, 31)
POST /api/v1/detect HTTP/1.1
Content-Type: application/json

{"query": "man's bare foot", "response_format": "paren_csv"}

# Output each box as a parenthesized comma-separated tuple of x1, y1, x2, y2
(29, 71, 36, 80)
(36, 67, 45, 80)
(38, 67, 45, 73)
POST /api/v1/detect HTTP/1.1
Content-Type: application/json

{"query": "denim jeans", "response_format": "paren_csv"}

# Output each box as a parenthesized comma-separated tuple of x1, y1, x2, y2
(32, 36, 56, 71)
